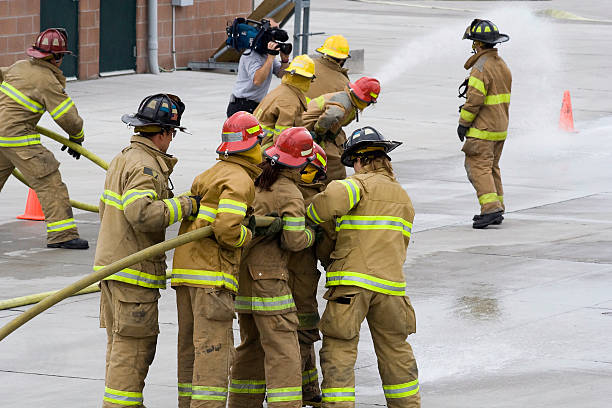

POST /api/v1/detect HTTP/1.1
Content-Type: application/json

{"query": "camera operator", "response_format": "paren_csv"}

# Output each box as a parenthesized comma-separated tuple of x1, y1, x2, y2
(227, 20, 290, 117)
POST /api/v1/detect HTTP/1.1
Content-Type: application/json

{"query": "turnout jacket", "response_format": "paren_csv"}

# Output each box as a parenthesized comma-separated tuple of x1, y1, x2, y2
(237, 169, 315, 315)
(302, 89, 358, 182)
(256, 83, 308, 150)
(0, 59, 84, 147)
(306, 168, 415, 296)
(171, 155, 262, 292)
(459, 48, 512, 141)
(305, 55, 349, 100)
(94, 135, 192, 289)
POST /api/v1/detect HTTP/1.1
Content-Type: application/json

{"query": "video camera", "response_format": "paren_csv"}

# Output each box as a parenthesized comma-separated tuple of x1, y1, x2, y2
(226, 18, 292, 56)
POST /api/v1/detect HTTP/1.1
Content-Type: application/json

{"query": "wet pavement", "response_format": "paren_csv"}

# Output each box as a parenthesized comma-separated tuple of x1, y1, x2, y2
(1, 0, 612, 407)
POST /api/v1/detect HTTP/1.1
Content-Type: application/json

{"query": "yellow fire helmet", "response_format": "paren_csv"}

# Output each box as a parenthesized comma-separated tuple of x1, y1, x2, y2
(285, 54, 316, 78)
(316, 34, 350, 60)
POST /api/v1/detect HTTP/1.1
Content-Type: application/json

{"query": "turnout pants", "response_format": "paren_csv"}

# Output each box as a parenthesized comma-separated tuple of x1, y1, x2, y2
(0, 145, 79, 244)
(176, 286, 236, 408)
(100, 280, 160, 408)
(319, 286, 420, 408)
(228, 312, 302, 408)
(288, 264, 322, 400)
(462, 137, 505, 215)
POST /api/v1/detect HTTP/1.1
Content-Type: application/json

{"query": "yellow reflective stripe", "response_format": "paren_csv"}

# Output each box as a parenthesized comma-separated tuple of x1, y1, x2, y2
(326, 271, 406, 296)
(178, 382, 192, 397)
(322, 387, 355, 402)
(171, 268, 239, 291)
(191, 385, 228, 401)
(466, 127, 507, 141)
(383, 379, 419, 398)
(302, 368, 318, 385)
(246, 124, 261, 134)
(235, 294, 295, 311)
(274, 125, 290, 134)
(229, 379, 266, 394)
(306, 203, 323, 224)
(305, 228, 313, 247)
(235, 225, 248, 247)
(98, 266, 167, 289)
(338, 179, 360, 210)
(123, 189, 158, 208)
(313, 95, 325, 110)
(478, 193, 500, 205)
(282, 216, 305, 231)
(484, 93, 511, 105)
(370, 91, 378, 98)
(218, 199, 247, 216)
(316, 152, 327, 167)
(50, 97, 74, 120)
(336, 215, 412, 238)
(0, 134, 41, 147)
(103, 386, 143, 406)
(46, 217, 77, 232)
(498, 195, 504, 204)
(71, 128, 84, 140)
(0, 81, 44, 113)
(267, 386, 302, 403)
(197, 205, 218, 222)
(468, 76, 486, 96)
(460, 108, 476, 122)
(163, 198, 182, 224)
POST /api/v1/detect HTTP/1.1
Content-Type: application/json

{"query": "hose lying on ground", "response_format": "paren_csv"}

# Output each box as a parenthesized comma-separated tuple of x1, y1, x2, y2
(11, 168, 100, 213)
(0, 216, 273, 342)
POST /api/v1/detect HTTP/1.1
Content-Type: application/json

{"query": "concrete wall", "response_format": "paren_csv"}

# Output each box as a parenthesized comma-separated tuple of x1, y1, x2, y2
(0, 0, 251, 79)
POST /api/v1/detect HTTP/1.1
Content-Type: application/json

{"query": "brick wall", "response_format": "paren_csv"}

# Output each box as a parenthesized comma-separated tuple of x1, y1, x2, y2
(136, 0, 252, 73)
(0, 0, 40, 68)
(78, 0, 100, 80)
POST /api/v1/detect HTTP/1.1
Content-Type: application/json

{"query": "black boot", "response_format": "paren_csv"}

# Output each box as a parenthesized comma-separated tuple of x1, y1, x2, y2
(472, 211, 503, 229)
(303, 394, 322, 407)
(47, 238, 89, 249)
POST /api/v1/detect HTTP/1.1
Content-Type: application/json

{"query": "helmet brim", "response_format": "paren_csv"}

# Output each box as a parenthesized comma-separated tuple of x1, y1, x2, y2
(27, 47, 72, 58)
(316, 46, 349, 60)
(464, 33, 510, 44)
(264, 146, 311, 168)
(121, 113, 187, 133)
(340, 140, 402, 167)
(216, 137, 260, 155)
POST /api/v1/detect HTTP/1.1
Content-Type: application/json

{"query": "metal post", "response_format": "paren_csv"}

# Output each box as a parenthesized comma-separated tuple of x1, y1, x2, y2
(301, 1, 310, 54)
(293, 0, 302, 58)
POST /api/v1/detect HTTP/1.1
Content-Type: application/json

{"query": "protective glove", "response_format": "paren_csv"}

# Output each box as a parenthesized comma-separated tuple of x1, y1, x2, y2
(246, 214, 257, 233)
(61, 137, 82, 160)
(457, 125, 469, 142)
(255, 213, 283, 237)
(189, 195, 202, 217)
(312, 224, 325, 243)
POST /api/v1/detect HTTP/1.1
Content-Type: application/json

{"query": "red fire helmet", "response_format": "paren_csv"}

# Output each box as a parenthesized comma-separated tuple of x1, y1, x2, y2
(349, 76, 381, 104)
(27, 28, 72, 59)
(264, 127, 315, 168)
(216, 111, 263, 154)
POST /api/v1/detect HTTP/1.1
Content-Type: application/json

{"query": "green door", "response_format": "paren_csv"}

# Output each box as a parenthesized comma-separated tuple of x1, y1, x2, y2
(99, 0, 136, 74)
(40, 0, 79, 78)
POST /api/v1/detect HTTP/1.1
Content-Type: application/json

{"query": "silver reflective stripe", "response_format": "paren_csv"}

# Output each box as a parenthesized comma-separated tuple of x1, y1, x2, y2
(384, 383, 419, 395)
(218, 203, 246, 213)
(178, 385, 192, 394)
(326, 274, 404, 293)
(323, 392, 355, 398)
(103, 392, 143, 403)
(235, 296, 295, 310)
(0, 135, 41, 145)
(112, 270, 165, 286)
(198, 208, 217, 219)
(222, 131, 244, 142)
(284, 220, 305, 227)
(122, 190, 155, 204)
(167, 198, 179, 216)
(0, 82, 43, 113)
(269, 391, 302, 397)
(102, 192, 123, 207)
(337, 218, 412, 235)
(192, 389, 228, 397)
(171, 273, 236, 286)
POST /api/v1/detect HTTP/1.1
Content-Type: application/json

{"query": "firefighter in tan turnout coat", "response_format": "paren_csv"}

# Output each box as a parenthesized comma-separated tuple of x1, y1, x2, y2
(307, 127, 421, 408)
(306, 35, 351, 100)
(171, 112, 264, 408)
(95, 94, 198, 408)
(302, 77, 380, 183)
(256, 55, 315, 150)
(0, 28, 88, 249)
(457, 19, 512, 229)
(228, 127, 316, 408)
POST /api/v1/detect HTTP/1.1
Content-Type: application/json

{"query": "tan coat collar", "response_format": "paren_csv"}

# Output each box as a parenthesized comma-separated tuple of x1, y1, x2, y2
(320, 55, 349, 76)
(218, 154, 263, 180)
(279, 168, 303, 183)
(356, 166, 395, 180)
(283, 83, 308, 109)
(464, 48, 498, 70)
(130, 135, 178, 171)
(31, 57, 67, 87)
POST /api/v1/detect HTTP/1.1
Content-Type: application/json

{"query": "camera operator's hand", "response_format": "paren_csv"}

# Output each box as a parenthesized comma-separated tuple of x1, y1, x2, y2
(280, 51, 290, 64)
(267, 41, 280, 56)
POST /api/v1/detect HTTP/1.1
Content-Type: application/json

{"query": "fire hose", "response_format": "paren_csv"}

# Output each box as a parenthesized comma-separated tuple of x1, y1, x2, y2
(10, 126, 109, 213)
(0, 216, 274, 342)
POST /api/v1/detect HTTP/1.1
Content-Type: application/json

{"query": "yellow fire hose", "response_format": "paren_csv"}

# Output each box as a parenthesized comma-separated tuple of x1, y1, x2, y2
(0, 216, 273, 342)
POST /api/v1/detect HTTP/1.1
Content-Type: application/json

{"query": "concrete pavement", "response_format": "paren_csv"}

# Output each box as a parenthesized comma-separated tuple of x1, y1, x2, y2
(1, 1, 612, 407)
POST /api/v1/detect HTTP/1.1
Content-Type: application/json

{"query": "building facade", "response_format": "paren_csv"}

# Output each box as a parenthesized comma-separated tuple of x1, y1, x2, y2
(0, 0, 252, 79)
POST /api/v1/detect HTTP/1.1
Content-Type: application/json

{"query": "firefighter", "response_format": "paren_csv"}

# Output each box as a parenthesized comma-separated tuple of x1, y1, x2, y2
(228, 127, 316, 408)
(287, 143, 329, 407)
(0, 28, 88, 249)
(95, 94, 199, 408)
(256, 55, 315, 150)
(303, 77, 380, 183)
(306, 127, 420, 408)
(171, 112, 264, 408)
(306, 35, 350, 100)
(457, 19, 512, 229)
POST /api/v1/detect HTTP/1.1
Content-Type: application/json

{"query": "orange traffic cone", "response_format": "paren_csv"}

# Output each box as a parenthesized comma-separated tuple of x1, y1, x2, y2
(559, 90, 576, 132)
(17, 188, 45, 221)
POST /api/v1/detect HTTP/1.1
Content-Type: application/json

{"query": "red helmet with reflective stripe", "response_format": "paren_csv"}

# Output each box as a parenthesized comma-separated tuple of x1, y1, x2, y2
(27, 28, 72, 59)
(264, 127, 315, 168)
(217, 111, 263, 154)
(311, 142, 327, 175)
(349, 76, 381, 104)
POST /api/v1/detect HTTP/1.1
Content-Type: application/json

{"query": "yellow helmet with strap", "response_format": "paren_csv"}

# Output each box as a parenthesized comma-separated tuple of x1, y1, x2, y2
(285, 54, 316, 78)
(316, 35, 350, 60)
